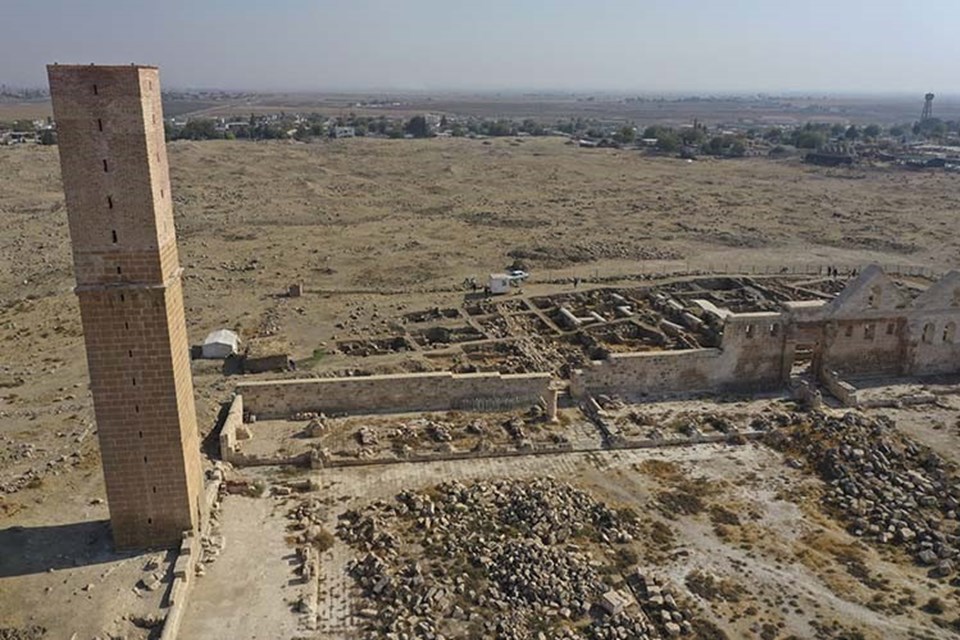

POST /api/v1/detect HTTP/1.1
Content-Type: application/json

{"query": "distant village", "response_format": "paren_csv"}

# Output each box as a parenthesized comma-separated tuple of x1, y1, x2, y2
(2, 88, 959, 172)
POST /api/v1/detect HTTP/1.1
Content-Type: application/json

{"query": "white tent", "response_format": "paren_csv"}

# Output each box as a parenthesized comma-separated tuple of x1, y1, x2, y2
(202, 329, 239, 359)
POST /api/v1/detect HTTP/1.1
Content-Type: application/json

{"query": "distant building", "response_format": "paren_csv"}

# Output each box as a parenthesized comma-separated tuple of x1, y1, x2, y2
(804, 152, 854, 167)
(5, 131, 36, 144)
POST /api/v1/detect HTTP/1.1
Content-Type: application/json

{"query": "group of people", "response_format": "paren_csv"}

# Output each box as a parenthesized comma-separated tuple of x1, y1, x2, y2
(826, 266, 856, 278)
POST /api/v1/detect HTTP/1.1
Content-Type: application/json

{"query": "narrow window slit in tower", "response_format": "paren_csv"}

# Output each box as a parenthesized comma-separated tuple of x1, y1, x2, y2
(147, 518, 152, 525)
(135, 404, 139, 413)
(152, 487, 157, 494)
(102, 159, 108, 172)
(124, 321, 129, 330)
(116, 265, 122, 275)
(92, 84, 98, 95)
(97, 118, 103, 132)
(111, 230, 117, 243)
(107, 196, 113, 209)
(132, 376, 136, 387)
(128, 349, 133, 358)
(143, 455, 147, 464)
(120, 293, 125, 302)
(138, 430, 143, 438)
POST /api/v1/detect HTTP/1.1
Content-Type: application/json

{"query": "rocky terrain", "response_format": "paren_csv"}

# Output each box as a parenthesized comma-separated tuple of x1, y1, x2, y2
(336, 478, 654, 639)
(5, 136, 960, 639)
(769, 412, 960, 582)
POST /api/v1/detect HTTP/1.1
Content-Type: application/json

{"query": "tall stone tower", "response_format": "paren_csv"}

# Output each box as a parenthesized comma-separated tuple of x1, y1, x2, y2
(47, 64, 202, 549)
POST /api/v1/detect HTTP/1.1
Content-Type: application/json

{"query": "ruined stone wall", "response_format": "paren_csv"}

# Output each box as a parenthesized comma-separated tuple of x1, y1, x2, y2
(571, 313, 786, 399)
(570, 349, 723, 399)
(219, 394, 243, 463)
(721, 313, 787, 385)
(238, 372, 552, 419)
(820, 369, 860, 407)
(819, 317, 905, 377)
(907, 311, 960, 376)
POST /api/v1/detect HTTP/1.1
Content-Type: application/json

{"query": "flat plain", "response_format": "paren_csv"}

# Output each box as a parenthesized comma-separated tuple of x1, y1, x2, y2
(3, 136, 960, 639)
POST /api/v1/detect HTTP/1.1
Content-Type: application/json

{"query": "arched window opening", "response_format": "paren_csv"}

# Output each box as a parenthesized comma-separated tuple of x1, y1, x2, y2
(944, 322, 956, 344)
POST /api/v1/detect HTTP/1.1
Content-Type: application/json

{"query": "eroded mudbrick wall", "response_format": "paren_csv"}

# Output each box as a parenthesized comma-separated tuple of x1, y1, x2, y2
(49, 64, 202, 549)
(238, 372, 553, 419)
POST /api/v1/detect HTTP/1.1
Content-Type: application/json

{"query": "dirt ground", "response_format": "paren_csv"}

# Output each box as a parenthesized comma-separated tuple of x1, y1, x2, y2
(181, 441, 959, 640)
(3, 136, 960, 638)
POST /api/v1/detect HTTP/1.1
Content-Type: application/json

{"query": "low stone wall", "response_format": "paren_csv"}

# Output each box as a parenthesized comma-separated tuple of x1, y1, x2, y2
(313, 440, 577, 469)
(571, 349, 725, 399)
(820, 369, 860, 407)
(218, 394, 244, 463)
(570, 321, 787, 401)
(159, 471, 222, 640)
(238, 371, 553, 419)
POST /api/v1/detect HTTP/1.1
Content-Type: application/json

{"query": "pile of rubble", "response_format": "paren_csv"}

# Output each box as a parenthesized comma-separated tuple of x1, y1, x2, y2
(337, 478, 654, 639)
(195, 467, 227, 578)
(769, 412, 959, 578)
(303, 418, 327, 438)
(630, 571, 694, 637)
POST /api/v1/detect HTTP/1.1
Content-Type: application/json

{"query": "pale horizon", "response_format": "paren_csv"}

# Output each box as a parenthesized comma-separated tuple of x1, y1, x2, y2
(2, 0, 957, 95)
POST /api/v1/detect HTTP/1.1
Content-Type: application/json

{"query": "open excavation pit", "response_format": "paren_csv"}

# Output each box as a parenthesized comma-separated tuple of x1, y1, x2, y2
(324, 272, 900, 385)
(231, 406, 600, 467)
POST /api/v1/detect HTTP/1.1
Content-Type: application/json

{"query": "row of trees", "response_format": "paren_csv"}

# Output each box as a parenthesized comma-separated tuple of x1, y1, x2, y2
(159, 110, 960, 149)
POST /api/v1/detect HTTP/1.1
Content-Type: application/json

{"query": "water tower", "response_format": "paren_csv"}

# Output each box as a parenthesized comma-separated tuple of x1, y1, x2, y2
(921, 92, 935, 121)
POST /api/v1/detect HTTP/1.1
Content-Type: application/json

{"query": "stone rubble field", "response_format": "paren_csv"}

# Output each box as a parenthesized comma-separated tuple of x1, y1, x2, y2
(337, 477, 654, 639)
(768, 412, 960, 580)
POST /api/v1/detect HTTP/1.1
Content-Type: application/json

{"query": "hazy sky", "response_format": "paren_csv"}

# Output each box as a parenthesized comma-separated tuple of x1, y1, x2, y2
(3, 0, 957, 93)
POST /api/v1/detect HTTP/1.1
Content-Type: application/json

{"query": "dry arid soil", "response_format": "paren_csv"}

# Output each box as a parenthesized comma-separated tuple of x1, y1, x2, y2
(3, 137, 960, 639)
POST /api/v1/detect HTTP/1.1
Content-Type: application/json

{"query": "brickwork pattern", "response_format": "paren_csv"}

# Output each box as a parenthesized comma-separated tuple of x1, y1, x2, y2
(48, 64, 201, 549)
(238, 371, 552, 419)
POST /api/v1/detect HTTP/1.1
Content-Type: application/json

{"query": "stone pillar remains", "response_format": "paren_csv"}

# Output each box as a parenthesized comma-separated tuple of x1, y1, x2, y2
(545, 387, 559, 423)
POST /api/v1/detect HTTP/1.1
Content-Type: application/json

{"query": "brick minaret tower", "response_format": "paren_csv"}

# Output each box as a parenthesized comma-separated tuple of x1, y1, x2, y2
(48, 64, 202, 549)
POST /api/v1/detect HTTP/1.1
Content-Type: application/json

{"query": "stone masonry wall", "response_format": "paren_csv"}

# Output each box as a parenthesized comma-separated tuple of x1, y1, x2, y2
(219, 394, 244, 463)
(820, 369, 860, 407)
(49, 64, 201, 549)
(238, 372, 552, 419)
(907, 311, 960, 376)
(570, 349, 723, 399)
(572, 313, 786, 399)
(820, 317, 905, 377)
